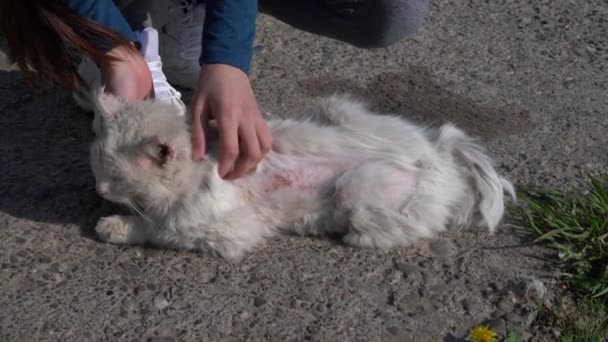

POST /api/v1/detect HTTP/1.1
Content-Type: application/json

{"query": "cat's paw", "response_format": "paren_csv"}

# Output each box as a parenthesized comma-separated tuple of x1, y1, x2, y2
(95, 215, 130, 244)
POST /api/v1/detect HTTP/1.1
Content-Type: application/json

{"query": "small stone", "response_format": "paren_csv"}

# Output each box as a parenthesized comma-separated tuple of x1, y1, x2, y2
(516, 276, 547, 304)
(428, 282, 449, 294)
(386, 326, 400, 335)
(154, 293, 170, 310)
(12, 275, 35, 291)
(429, 240, 457, 258)
(253, 296, 267, 307)
(398, 294, 419, 308)
(47, 263, 61, 273)
(525, 310, 538, 327)
(487, 318, 506, 336)
(551, 327, 561, 338)
(396, 263, 421, 277)
(388, 271, 402, 284)
(200, 270, 216, 283)
(495, 297, 514, 315)
(120, 261, 142, 276)
(39, 256, 52, 264)
(133, 249, 144, 258)
(416, 301, 433, 314)
(147, 338, 175, 342)
(503, 313, 519, 325)
(346, 278, 362, 288)
(562, 77, 575, 89)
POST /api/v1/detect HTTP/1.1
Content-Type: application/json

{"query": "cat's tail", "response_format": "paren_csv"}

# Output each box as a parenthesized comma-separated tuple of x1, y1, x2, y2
(435, 124, 516, 233)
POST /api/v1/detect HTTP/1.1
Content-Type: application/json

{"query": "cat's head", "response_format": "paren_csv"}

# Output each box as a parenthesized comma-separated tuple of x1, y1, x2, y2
(90, 90, 196, 208)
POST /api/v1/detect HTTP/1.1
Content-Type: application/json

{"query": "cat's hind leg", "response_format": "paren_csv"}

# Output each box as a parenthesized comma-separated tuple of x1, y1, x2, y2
(334, 160, 450, 249)
(299, 95, 378, 126)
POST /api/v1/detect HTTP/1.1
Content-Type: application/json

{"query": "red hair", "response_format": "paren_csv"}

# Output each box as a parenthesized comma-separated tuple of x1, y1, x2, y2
(0, 0, 136, 90)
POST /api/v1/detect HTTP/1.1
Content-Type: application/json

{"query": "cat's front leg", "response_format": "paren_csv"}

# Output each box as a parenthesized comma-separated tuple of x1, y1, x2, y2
(95, 215, 150, 245)
(172, 207, 275, 260)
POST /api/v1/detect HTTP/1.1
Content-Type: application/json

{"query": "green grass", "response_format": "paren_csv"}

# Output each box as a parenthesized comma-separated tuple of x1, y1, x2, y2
(516, 175, 608, 298)
(534, 297, 607, 342)
(513, 174, 608, 341)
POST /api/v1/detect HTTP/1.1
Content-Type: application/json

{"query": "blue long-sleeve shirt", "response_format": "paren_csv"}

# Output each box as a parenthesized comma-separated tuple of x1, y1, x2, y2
(64, 0, 256, 74)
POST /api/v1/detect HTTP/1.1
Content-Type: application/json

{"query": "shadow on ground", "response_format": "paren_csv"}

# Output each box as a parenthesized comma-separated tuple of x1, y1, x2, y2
(297, 66, 533, 140)
(0, 71, 117, 237)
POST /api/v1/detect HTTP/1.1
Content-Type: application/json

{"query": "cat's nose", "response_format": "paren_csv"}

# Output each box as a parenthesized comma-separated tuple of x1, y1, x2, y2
(95, 182, 110, 195)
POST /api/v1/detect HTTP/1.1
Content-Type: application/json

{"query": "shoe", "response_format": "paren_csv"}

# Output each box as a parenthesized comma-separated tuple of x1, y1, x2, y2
(156, 0, 206, 89)
(73, 27, 187, 118)
(136, 27, 187, 116)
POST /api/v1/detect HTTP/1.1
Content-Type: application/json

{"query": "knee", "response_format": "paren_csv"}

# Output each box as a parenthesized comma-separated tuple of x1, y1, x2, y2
(351, 0, 430, 49)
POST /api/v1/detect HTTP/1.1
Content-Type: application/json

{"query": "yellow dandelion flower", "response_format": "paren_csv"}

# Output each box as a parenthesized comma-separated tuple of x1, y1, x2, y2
(470, 324, 498, 342)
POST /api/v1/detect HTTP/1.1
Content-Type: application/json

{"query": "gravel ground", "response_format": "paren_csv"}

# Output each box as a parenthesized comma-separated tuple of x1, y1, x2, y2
(1, 0, 606, 341)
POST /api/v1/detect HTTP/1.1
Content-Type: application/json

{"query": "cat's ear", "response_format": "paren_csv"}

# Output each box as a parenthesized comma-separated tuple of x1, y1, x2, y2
(93, 87, 127, 119)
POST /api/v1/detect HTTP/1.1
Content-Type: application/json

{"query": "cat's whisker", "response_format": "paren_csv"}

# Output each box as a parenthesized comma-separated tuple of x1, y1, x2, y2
(126, 201, 157, 229)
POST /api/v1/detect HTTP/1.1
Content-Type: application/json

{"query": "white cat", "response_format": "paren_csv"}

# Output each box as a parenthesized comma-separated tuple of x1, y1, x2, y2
(90, 90, 515, 259)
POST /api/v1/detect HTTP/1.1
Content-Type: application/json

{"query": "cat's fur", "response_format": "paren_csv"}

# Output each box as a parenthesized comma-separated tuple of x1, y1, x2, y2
(90, 90, 515, 259)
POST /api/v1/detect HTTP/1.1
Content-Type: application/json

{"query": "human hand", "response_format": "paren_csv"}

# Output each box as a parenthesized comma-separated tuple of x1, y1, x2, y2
(99, 44, 153, 101)
(191, 64, 272, 180)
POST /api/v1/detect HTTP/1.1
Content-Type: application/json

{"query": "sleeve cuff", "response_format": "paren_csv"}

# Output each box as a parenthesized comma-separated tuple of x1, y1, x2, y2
(200, 47, 253, 75)
(199, 0, 257, 75)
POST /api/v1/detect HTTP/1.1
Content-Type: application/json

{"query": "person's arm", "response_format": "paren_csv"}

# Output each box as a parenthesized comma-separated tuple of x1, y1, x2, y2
(200, 0, 257, 74)
(63, 0, 137, 44)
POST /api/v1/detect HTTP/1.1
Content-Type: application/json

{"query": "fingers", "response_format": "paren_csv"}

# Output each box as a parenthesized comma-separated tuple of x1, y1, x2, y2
(191, 97, 271, 179)
(217, 112, 240, 178)
(225, 118, 262, 180)
(191, 96, 208, 161)
(256, 116, 273, 155)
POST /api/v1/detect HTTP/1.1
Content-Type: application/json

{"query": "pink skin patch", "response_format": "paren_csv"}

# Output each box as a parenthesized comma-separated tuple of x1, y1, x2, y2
(335, 163, 418, 211)
(249, 153, 357, 195)
(250, 153, 417, 209)
(261, 165, 338, 194)
(248, 152, 419, 217)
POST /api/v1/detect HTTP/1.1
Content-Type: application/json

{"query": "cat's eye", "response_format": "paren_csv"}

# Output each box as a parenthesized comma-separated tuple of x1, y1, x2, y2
(158, 144, 170, 159)
(157, 143, 172, 165)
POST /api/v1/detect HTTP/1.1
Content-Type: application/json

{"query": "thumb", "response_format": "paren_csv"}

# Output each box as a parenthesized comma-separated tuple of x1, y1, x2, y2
(190, 97, 209, 161)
